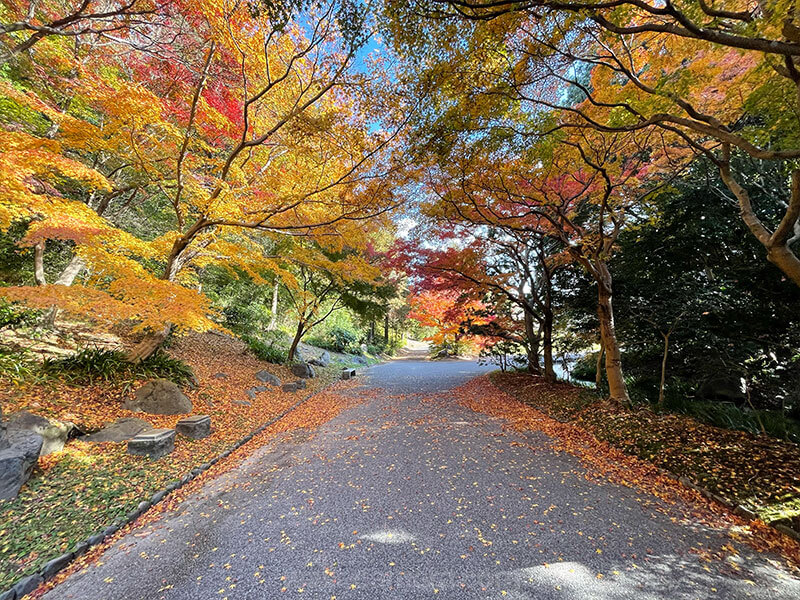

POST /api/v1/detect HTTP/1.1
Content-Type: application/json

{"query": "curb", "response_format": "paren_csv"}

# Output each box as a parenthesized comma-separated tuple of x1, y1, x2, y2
(0, 382, 334, 600)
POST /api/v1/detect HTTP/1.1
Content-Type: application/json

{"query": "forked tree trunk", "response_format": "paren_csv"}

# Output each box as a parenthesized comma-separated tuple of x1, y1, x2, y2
(596, 263, 630, 405)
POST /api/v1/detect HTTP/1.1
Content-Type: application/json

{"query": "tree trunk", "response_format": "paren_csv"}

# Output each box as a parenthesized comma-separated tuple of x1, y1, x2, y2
(33, 241, 46, 286)
(596, 263, 630, 405)
(658, 332, 670, 407)
(542, 305, 555, 382)
(595, 337, 605, 390)
(288, 320, 305, 362)
(43, 255, 87, 327)
(126, 325, 170, 363)
(523, 310, 541, 374)
(384, 313, 389, 344)
(267, 281, 279, 331)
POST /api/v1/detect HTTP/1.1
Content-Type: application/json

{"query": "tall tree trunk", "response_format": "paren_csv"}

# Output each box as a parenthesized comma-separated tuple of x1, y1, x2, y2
(288, 320, 305, 362)
(542, 302, 555, 382)
(658, 332, 670, 407)
(384, 312, 389, 344)
(523, 310, 541, 374)
(33, 241, 46, 286)
(267, 281, 279, 331)
(596, 263, 630, 405)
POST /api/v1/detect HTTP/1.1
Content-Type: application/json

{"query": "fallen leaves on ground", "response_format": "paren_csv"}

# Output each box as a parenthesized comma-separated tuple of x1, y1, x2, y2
(0, 332, 343, 589)
(455, 374, 800, 571)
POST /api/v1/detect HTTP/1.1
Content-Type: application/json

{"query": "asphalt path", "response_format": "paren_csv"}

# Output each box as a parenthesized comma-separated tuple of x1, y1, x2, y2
(42, 357, 800, 600)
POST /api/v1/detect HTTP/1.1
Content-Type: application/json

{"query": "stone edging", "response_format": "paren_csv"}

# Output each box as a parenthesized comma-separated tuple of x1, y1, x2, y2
(0, 384, 332, 600)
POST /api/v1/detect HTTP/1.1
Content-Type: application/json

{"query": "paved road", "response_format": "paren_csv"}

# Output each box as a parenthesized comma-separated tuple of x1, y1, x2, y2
(43, 358, 800, 600)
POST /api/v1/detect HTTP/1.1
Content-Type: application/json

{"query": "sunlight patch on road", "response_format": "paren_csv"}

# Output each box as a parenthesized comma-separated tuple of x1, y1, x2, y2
(360, 529, 416, 544)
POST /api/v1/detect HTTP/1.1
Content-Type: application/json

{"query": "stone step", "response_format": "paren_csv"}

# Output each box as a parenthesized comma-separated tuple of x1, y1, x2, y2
(127, 429, 175, 459)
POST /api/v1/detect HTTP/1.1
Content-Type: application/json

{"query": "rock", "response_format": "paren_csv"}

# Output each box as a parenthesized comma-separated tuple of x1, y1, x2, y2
(698, 376, 746, 403)
(176, 415, 211, 439)
(127, 429, 175, 459)
(353, 355, 368, 365)
(41, 551, 74, 579)
(245, 388, 257, 400)
(290, 362, 315, 379)
(232, 400, 252, 407)
(0, 587, 14, 600)
(0, 404, 8, 451)
(124, 379, 192, 415)
(255, 370, 281, 386)
(282, 382, 299, 393)
(252, 386, 268, 393)
(83, 418, 152, 443)
(294, 379, 307, 390)
(73, 541, 90, 557)
(0, 429, 43, 500)
(13, 574, 43, 598)
(308, 351, 331, 367)
(7, 411, 72, 456)
(87, 533, 105, 546)
(213, 372, 228, 379)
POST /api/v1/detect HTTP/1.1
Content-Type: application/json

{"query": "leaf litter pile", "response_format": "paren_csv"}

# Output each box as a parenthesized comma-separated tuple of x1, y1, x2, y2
(0, 332, 345, 589)
(457, 374, 800, 572)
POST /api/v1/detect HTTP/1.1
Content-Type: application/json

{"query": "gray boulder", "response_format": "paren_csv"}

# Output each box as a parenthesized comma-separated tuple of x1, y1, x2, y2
(124, 379, 192, 415)
(0, 428, 43, 500)
(83, 418, 152, 443)
(0, 404, 8, 451)
(8, 411, 72, 456)
(281, 382, 300, 393)
(309, 351, 331, 368)
(290, 362, 315, 379)
(255, 370, 281, 386)
(698, 376, 746, 403)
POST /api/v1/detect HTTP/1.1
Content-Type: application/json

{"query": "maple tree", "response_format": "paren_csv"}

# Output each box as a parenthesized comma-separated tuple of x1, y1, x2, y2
(407, 289, 487, 355)
(390, 0, 800, 288)
(0, 0, 411, 359)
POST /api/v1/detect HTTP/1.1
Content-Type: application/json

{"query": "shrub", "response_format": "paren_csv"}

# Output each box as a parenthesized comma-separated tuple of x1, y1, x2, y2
(0, 300, 41, 331)
(0, 347, 41, 384)
(242, 333, 288, 364)
(307, 326, 359, 354)
(41, 348, 195, 385)
(479, 341, 527, 372)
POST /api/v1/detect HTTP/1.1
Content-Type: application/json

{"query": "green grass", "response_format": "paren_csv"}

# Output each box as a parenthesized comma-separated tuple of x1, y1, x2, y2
(40, 348, 195, 386)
